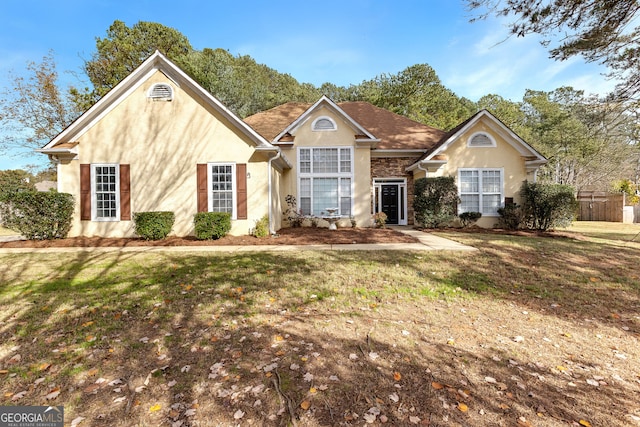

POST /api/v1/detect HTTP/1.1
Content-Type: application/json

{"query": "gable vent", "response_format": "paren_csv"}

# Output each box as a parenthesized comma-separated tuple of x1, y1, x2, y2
(469, 133, 495, 147)
(312, 117, 336, 131)
(148, 83, 173, 101)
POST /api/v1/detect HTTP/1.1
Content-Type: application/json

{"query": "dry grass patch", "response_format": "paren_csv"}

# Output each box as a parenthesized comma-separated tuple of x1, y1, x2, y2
(0, 223, 639, 426)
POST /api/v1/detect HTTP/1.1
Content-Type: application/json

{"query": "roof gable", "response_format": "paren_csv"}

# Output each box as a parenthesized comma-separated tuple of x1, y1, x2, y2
(408, 109, 547, 170)
(41, 51, 274, 152)
(244, 98, 447, 151)
(272, 96, 380, 145)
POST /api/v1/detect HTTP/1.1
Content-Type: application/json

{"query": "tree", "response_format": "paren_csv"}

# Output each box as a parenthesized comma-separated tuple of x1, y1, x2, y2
(182, 48, 319, 118)
(522, 87, 639, 190)
(0, 169, 36, 199)
(82, 20, 195, 101)
(466, 0, 640, 100)
(477, 94, 531, 140)
(0, 51, 75, 158)
(355, 64, 476, 130)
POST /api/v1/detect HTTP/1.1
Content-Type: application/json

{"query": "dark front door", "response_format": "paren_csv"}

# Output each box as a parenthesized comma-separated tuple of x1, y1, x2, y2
(381, 185, 399, 225)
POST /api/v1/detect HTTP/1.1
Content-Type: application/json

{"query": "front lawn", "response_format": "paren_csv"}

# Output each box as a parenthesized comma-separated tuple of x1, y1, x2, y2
(0, 222, 638, 426)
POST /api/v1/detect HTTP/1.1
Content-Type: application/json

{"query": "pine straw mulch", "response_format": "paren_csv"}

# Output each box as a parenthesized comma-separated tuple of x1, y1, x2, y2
(0, 227, 419, 248)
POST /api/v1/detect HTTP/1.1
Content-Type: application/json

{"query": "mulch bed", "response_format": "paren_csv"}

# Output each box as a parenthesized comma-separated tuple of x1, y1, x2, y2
(0, 227, 419, 248)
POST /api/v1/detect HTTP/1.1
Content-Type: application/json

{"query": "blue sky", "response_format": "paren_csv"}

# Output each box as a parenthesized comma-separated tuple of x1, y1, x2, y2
(1, 0, 616, 171)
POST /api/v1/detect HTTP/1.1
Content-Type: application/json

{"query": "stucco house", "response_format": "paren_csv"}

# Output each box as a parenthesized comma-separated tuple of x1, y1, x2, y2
(39, 51, 546, 237)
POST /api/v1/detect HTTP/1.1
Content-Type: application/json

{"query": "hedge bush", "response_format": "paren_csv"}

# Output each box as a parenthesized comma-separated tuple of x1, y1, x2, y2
(414, 177, 460, 228)
(497, 203, 525, 230)
(133, 211, 175, 240)
(519, 181, 577, 231)
(254, 214, 269, 238)
(0, 191, 74, 240)
(459, 211, 482, 227)
(194, 212, 231, 240)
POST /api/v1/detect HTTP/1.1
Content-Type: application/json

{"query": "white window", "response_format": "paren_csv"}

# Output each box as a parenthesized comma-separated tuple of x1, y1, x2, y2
(298, 147, 353, 216)
(468, 132, 496, 147)
(209, 163, 236, 218)
(92, 164, 120, 221)
(312, 116, 337, 131)
(148, 83, 173, 101)
(459, 168, 503, 216)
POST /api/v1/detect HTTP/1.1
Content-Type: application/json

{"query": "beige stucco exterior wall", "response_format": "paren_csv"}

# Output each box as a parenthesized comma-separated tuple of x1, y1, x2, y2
(58, 71, 272, 237)
(429, 118, 536, 228)
(278, 107, 372, 228)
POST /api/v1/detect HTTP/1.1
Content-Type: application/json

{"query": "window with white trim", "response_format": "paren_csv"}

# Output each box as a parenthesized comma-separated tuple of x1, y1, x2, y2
(467, 132, 496, 147)
(298, 147, 352, 216)
(209, 163, 236, 218)
(458, 168, 503, 215)
(312, 116, 337, 131)
(148, 83, 173, 101)
(92, 164, 120, 221)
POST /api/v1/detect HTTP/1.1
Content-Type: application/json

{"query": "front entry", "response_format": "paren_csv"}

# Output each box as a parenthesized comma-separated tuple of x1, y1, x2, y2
(373, 178, 407, 226)
(381, 185, 399, 224)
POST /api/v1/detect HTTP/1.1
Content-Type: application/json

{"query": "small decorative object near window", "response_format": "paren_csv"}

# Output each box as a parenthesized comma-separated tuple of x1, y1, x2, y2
(323, 207, 340, 230)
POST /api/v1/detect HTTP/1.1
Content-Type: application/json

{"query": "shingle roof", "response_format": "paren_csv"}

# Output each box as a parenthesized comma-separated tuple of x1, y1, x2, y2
(243, 101, 448, 151)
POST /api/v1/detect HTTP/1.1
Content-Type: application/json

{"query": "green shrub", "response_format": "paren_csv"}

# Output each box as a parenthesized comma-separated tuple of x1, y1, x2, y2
(254, 214, 270, 238)
(414, 177, 460, 228)
(194, 212, 231, 240)
(0, 191, 74, 240)
(520, 181, 577, 231)
(497, 204, 525, 230)
(133, 211, 175, 240)
(459, 211, 482, 227)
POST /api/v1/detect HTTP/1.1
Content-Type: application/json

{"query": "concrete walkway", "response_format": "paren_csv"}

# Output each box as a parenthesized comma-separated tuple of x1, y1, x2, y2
(0, 228, 476, 253)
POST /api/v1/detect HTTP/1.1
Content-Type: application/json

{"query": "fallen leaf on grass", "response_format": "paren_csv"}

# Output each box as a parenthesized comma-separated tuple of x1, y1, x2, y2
(517, 417, 532, 426)
(364, 413, 376, 423)
(458, 402, 468, 412)
(393, 371, 402, 381)
(70, 416, 85, 426)
(83, 384, 101, 394)
(579, 420, 592, 427)
(45, 387, 61, 400)
(12, 391, 27, 401)
(432, 382, 444, 390)
(300, 400, 311, 410)
(149, 404, 162, 412)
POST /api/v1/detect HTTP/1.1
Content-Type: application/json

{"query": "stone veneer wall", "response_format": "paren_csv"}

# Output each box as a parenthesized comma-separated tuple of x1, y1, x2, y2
(370, 157, 422, 225)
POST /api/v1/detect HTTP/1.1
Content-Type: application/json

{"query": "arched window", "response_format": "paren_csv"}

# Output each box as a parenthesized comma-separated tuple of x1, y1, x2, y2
(468, 132, 496, 147)
(312, 116, 337, 131)
(148, 83, 173, 101)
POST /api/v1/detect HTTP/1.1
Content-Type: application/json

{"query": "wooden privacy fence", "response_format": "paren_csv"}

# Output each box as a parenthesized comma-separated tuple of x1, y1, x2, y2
(577, 191, 624, 222)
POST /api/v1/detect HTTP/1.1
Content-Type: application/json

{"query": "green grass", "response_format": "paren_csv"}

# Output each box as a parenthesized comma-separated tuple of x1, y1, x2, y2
(0, 222, 639, 426)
